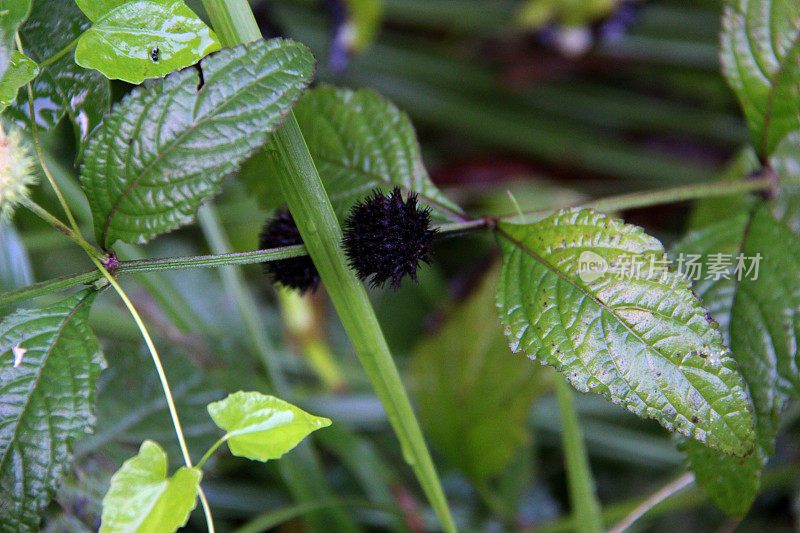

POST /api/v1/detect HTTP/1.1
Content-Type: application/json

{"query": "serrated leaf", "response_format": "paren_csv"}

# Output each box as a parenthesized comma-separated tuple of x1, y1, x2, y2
(675, 205, 798, 518)
(496, 208, 755, 456)
(74, 0, 220, 84)
(412, 265, 551, 481)
(13, 0, 110, 154)
(721, 0, 800, 158)
(246, 85, 463, 222)
(100, 440, 201, 533)
(81, 38, 314, 248)
(0, 290, 105, 532)
(207, 391, 331, 462)
(0, 51, 38, 111)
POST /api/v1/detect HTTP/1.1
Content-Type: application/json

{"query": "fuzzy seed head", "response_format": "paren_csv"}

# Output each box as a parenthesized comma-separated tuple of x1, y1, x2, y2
(343, 187, 437, 290)
(259, 209, 320, 293)
(0, 125, 37, 222)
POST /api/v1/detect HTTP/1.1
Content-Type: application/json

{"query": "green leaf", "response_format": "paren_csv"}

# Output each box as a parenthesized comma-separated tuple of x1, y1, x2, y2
(247, 85, 463, 222)
(674, 203, 800, 518)
(0, 0, 32, 40)
(74, 0, 220, 84)
(0, 290, 105, 531)
(496, 208, 755, 456)
(411, 265, 551, 481)
(100, 440, 201, 533)
(207, 391, 331, 462)
(0, 51, 38, 111)
(13, 0, 110, 154)
(0, 0, 31, 77)
(721, 0, 800, 158)
(80, 38, 315, 248)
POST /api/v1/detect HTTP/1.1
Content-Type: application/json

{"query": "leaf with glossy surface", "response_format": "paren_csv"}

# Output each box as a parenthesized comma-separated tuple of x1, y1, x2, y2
(248, 85, 464, 221)
(496, 208, 755, 455)
(100, 440, 201, 533)
(80, 38, 314, 248)
(74, 0, 220, 84)
(0, 0, 31, 40)
(675, 205, 796, 518)
(412, 265, 551, 481)
(0, 51, 38, 110)
(207, 391, 331, 462)
(14, 0, 110, 154)
(0, 290, 104, 531)
(721, 0, 800, 158)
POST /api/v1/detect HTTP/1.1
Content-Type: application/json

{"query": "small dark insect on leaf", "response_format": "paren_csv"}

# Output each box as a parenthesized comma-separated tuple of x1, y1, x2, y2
(150, 47, 160, 62)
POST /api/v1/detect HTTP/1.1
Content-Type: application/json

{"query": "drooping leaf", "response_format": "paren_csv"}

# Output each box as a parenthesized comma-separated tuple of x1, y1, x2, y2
(74, 0, 220, 84)
(0, 51, 37, 111)
(676, 205, 796, 518)
(80, 38, 315, 248)
(0, 290, 105, 531)
(13, 0, 110, 154)
(207, 391, 331, 462)
(721, 0, 800, 158)
(412, 265, 551, 481)
(496, 208, 755, 456)
(247, 85, 464, 222)
(99, 440, 201, 533)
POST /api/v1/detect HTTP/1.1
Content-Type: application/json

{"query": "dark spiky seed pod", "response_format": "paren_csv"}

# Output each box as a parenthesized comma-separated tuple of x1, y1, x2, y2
(259, 209, 320, 293)
(343, 187, 437, 290)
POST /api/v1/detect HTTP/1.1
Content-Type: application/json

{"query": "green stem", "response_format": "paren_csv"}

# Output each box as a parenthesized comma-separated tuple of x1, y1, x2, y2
(20, 198, 106, 263)
(199, 2, 457, 531)
(35, 36, 79, 69)
(88, 257, 216, 533)
(555, 377, 603, 533)
(196, 205, 289, 395)
(196, 434, 229, 471)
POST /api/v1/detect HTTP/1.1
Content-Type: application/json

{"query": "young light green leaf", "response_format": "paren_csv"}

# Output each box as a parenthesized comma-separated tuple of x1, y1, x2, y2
(74, 0, 220, 84)
(80, 38, 315, 248)
(246, 85, 464, 222)
(207, 391, 331, 462)
(100, 440, 201, 533)
(412, 265, 551, 481)
(721, 0, 800, 158)
(675, 205, 796, 518)
(0, 290, 105, 531)
(496, 208, 755, 456)
(13, 0, 110, 154)
(0, 51, 38, 110)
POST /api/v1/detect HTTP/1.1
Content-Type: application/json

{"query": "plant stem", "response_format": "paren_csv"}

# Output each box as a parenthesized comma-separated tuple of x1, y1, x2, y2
(199, 1, 457, 531)
(20, 198, 106, 263)
(555, 376, 603, 533)
(197, 205, 289, 395)
(4, 175, 775, 309)
(35, 36, 80, 69)
(87, 256, 215, 532)
(17, 34, 82, 235)
(607, 473, 694, 533)
(196, 434, 229, 470)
